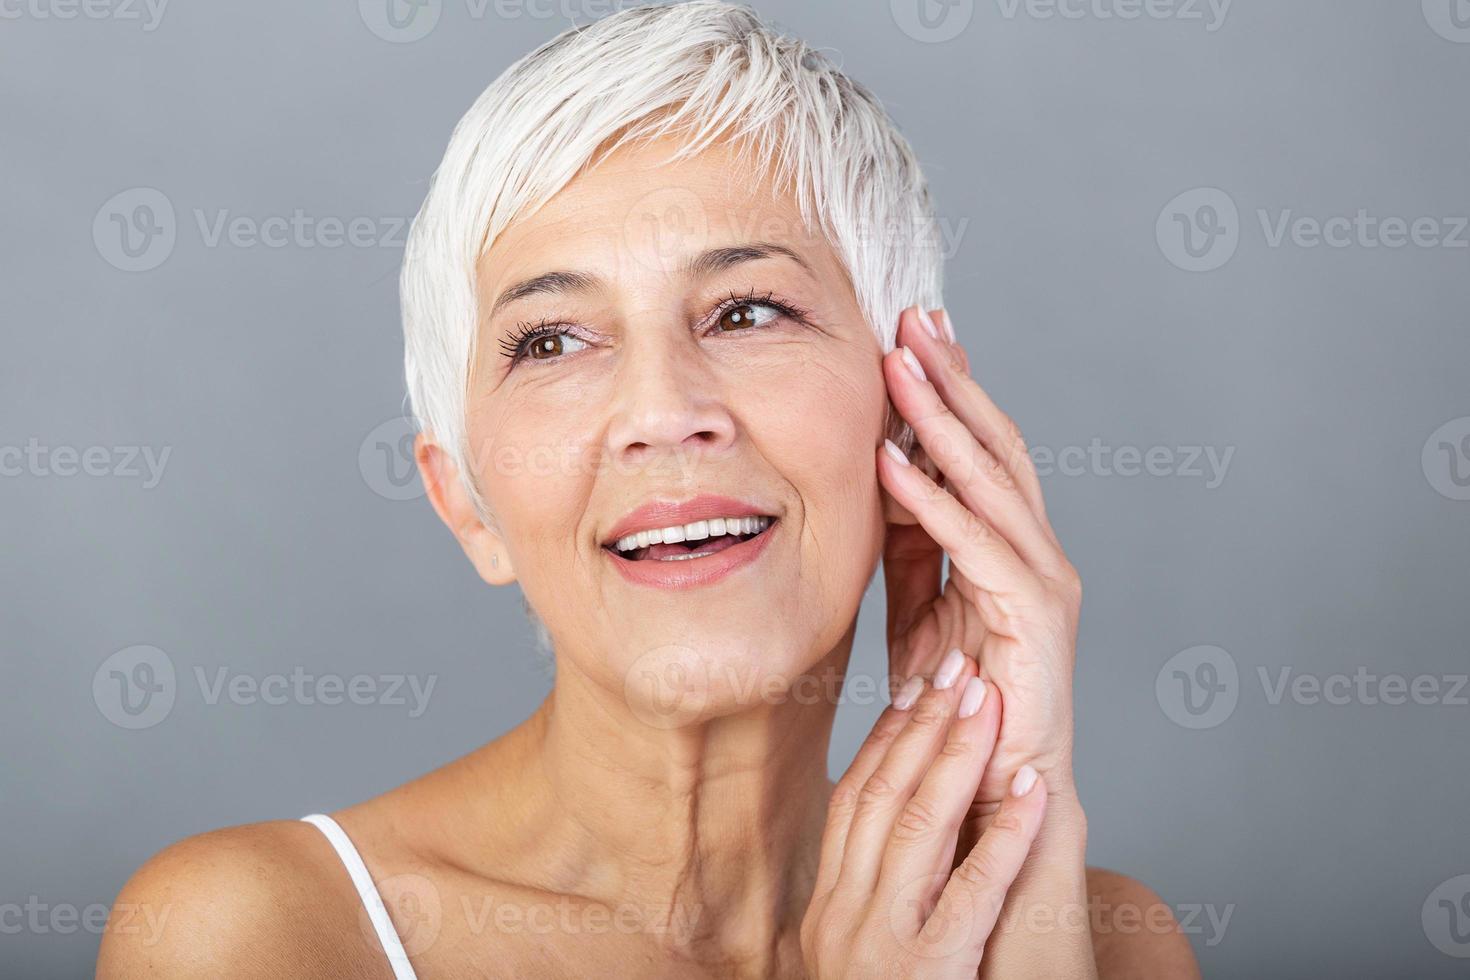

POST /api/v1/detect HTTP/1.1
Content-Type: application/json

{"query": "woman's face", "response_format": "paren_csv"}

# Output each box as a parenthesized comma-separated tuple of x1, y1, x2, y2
(452, 137, 889, 718)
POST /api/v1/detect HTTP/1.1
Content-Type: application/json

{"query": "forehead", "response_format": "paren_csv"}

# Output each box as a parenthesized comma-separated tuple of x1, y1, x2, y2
(477, 136, 839, 294)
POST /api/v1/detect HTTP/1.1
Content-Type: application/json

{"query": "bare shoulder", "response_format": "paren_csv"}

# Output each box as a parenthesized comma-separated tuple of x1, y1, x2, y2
(97, 819, 389, 980)
(1086, 866, 1203, 979)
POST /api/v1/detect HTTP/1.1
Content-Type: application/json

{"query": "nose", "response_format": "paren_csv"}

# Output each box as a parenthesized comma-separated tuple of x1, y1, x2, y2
(604, 321, 737, 474)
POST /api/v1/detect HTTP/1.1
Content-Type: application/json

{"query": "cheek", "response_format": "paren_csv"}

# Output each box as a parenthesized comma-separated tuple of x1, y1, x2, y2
(464, 388, 601, 572)
(751, 346, 888, 579)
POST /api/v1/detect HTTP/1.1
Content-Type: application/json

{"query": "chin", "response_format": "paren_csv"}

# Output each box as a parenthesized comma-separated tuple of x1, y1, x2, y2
(611, 620, 840, 730)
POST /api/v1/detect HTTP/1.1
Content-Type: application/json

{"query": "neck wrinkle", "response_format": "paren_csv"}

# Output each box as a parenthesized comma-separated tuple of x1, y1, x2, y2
(514, 641, 850, 973)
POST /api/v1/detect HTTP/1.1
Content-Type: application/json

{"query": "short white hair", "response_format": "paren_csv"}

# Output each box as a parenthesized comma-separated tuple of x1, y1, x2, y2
(401, 0, 943, 512)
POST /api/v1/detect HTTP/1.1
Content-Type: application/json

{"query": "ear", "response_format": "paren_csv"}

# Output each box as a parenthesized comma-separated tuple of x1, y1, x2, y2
(415, 433, 517, 586)
(880, 405, 921, 527)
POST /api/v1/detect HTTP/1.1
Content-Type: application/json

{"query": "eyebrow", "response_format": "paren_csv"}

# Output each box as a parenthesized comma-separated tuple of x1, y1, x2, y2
(486, 242, 811, 320)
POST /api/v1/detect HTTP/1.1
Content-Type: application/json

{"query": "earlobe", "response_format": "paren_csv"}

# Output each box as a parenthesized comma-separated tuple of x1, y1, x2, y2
(414, 432, 518, 586)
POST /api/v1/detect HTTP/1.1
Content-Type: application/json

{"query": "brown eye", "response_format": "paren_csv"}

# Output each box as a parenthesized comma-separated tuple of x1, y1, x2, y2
(529, 335, 564, 359)
(716, 302, 779, 332)
(519, 331, 586, 362)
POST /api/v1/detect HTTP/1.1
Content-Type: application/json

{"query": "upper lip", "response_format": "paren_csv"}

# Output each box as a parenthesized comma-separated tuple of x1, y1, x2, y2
(602, 494, 779, 547)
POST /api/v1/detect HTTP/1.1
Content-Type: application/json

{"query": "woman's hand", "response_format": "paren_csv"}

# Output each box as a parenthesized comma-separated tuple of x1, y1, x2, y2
(801, 671, 1048, 979)
(878, 307, 1084, 813)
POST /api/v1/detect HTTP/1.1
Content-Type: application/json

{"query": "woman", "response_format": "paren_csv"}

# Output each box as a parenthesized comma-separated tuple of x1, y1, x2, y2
(100, 2, 1200, 976)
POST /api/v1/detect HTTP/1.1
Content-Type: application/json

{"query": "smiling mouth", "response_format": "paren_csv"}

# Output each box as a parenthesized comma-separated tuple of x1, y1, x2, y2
(604, 516, 776, 562)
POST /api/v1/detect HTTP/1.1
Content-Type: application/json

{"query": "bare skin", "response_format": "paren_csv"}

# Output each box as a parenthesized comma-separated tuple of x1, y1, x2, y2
(99, 137, 1200, 979)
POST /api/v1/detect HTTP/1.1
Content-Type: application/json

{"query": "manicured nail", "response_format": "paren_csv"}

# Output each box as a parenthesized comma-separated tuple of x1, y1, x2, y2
(937, 308, 956, 343)
(1010, 765, 1039, 797)
(883, 439, 910, 466)
(934, 647, 966, 690)
(915, 306, 939, 339)
(957, 677, 987, 718)
(893, 675, 925, 710)
(900, 346, 927, 382)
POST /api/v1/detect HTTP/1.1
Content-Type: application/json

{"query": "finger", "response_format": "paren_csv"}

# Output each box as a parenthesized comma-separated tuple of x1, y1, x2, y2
(885, 344, 1068, 579)
(899, 308, 1054, 540)
(814, 676, 928, 900)
(927, 767, 1049, 965)
(877, 676, 1002, 925)
(830, 652, 979, 903)
(877, 441, 1047, 628)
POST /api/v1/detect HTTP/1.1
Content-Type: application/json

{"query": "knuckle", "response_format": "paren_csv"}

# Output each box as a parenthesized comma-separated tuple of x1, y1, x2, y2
(892, 796, 943, 842)
(963, 512, 993, 547)
(910, 697, 948, 729)
(978, 446, 1016, 491)
(1056, 562, 1083, 599)
(859, 772, 901, 806)
(1002, 416, 1028, 460)
(828, 780, 860, 816)
(938, 735, 973, 761)
(953, 849, 1003, 888)
(988, 808, 1027, 837)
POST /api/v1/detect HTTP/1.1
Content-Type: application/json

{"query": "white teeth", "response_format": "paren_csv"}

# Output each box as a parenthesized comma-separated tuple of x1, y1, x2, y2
(612, 515, 772, 553)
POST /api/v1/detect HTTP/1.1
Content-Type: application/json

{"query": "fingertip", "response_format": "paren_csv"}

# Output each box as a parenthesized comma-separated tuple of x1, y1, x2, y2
(1010, 764, 1040, 798)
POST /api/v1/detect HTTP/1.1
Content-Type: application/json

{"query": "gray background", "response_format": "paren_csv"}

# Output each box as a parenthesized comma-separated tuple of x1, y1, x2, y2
(3, 0, 1468, 976)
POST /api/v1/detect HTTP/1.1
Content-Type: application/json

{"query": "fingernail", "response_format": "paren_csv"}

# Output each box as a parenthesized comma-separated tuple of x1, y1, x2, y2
(957, 677, 987, 718)
(882, 439, 910, 466)
(938, 308, 956, 344)
(900, 346, 927, 382)
(893, 675, 925, 710)
(1010, 764, 1039, 797)
(933, 647, 965, 690)
(915, 306, 939, 339)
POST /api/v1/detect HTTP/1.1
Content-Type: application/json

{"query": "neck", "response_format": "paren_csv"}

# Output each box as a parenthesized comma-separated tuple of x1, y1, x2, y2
(475, 636, 853, 976)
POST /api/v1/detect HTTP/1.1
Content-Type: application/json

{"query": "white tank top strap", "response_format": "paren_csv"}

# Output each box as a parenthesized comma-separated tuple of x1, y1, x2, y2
(300, 813, 418, 980)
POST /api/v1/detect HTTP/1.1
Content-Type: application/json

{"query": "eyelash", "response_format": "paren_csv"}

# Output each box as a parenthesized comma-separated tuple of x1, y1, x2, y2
(498, 290, 812, 367)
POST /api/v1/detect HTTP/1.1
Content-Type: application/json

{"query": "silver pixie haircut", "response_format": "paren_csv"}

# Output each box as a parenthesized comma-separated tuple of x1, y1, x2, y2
(400, 0, 943, 514)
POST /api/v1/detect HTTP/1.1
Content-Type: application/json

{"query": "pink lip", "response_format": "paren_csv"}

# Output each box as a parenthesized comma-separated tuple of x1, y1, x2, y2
(604, 519, 778, 590)
(601, 493, 780, 591)
(602, 494, 776, 544)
